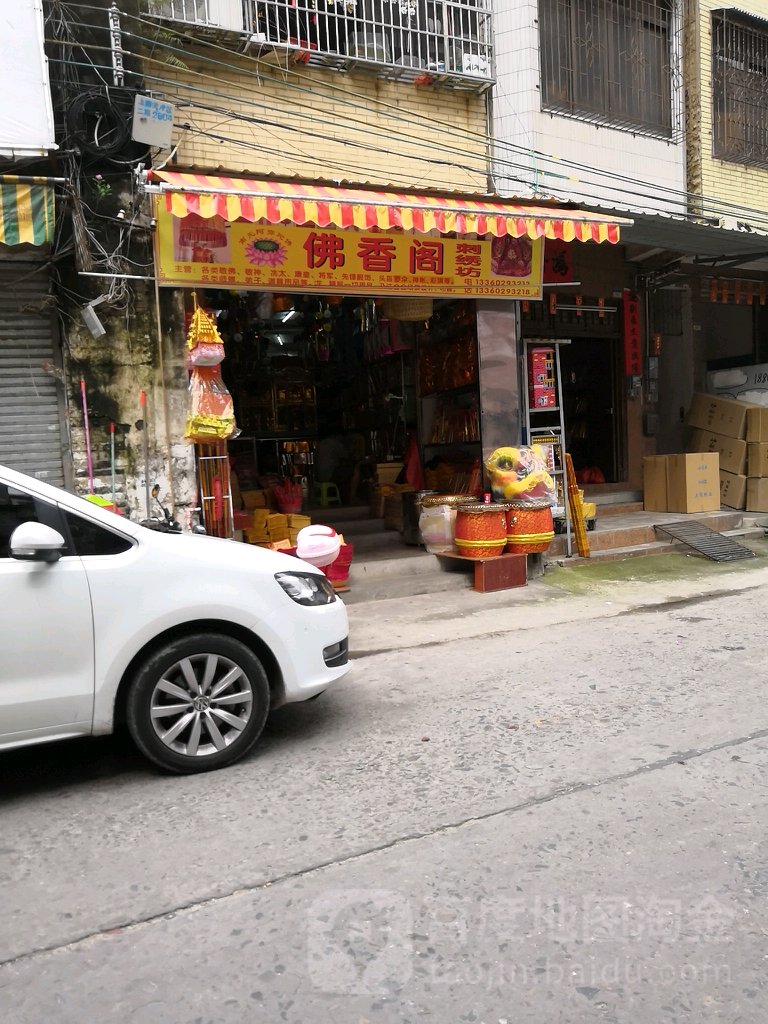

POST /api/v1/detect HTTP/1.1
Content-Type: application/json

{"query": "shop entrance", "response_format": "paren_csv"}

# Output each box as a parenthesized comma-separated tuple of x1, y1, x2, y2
(559, 337, 624, 485)
(213, 290, 424, 507)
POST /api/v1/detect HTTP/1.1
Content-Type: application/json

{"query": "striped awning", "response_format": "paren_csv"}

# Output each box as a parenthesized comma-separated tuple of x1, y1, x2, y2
(148, 171, 628, 244)
(0, 177, 55, 246)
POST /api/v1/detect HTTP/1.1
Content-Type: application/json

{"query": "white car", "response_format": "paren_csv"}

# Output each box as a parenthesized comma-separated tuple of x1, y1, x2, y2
(0, 464, 350, 773)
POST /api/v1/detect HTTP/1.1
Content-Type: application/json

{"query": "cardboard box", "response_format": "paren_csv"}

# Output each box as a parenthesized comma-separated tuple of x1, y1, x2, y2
(530, 385, 557, 408)
(643, 455, 669, 511)
(287, 514, 311, 530)
(666, 453, 720, 513)
(243, 527, 270, 544)
(690, 428, 747, 475)
(686, 393, 751, 439)
(720, 470, 747, 510)
(747, 477, 768, 512)
(241, 489, 270, 510)
(746, 407, 768, 443)
(748, 442, 768, 477)
(529, 347, 554, 384)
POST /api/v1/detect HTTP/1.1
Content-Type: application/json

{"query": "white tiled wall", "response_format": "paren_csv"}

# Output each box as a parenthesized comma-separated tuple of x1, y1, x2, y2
(492, 0, 686, 215)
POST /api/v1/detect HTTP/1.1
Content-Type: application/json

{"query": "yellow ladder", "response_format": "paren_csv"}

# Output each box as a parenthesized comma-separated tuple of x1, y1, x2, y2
(565, 453, 590, 558)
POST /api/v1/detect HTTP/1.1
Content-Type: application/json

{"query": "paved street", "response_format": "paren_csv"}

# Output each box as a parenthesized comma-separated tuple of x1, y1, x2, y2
(2, 567, 768, 1023)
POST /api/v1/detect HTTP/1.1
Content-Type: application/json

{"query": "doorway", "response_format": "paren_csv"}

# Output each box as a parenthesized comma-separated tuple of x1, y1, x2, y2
(559, 337, 624, 484)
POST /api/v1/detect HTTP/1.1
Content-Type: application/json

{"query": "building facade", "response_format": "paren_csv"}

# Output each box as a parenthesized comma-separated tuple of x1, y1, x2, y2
(492, 0, 768, 492)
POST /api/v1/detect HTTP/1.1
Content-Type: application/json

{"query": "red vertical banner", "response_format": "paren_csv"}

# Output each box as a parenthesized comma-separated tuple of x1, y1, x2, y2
(543, 240, 573, 283)
(623, 289, 642, 377)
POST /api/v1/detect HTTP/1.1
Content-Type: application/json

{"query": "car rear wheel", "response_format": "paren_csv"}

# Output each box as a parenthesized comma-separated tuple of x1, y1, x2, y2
(126, 634, 270, 774)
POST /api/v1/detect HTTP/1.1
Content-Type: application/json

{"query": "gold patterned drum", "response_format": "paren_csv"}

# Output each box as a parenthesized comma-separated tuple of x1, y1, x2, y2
(454, 503, 507, 559)
(505, 501, 555, 554)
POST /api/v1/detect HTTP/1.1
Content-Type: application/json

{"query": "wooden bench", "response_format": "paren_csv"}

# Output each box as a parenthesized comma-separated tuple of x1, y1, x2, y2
(437, 551, 528, 593)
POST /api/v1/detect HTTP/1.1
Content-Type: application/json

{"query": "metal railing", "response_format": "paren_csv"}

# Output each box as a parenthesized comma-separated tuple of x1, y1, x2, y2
(147, 1, 494, 86)
(247, 0, 493, 83)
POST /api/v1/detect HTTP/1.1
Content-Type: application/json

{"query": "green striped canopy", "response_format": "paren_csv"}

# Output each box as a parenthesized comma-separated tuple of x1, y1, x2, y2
(0, 180, 55, 246)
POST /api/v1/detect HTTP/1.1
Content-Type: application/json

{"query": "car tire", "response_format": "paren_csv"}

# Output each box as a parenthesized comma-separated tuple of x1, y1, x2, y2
(126, 634, 270, 774)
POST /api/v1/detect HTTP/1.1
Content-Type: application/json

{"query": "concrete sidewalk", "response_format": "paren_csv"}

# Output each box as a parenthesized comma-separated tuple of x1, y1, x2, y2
(345, 537, 768, 657)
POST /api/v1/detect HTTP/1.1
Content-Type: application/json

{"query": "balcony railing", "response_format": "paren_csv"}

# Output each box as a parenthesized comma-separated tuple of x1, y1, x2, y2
(148, 0, 494, 88)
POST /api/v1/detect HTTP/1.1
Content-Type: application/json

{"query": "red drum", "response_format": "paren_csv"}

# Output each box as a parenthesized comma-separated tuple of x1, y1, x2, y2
(454, 503, 507, 559)
(506, 501, 554, 554)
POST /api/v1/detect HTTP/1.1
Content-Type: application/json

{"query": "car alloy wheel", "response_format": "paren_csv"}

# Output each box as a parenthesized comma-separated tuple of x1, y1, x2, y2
(126, 634, 270, 773)
(150, 653, 254, 757)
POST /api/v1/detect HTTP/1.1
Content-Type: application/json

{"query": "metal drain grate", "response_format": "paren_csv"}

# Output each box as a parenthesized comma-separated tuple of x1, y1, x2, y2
(654, 522, 756, 562)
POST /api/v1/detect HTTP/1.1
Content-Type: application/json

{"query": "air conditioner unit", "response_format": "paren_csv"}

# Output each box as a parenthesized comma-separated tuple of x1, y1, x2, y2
(150, 0, 244, 33)
(207, 0, 245, 32)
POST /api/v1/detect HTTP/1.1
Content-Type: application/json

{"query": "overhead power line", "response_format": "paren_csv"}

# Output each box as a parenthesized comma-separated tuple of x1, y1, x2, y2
(54, 2, 768, 232)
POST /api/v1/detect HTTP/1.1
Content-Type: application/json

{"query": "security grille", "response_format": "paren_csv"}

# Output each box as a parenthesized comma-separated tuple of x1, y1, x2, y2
(539, 0, 677, 137)
(712, 10, 768, 168)
(0, 263, 67, 486)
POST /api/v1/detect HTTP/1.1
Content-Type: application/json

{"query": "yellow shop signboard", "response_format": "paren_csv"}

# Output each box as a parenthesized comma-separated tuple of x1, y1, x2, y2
(155, 208, 544, 299)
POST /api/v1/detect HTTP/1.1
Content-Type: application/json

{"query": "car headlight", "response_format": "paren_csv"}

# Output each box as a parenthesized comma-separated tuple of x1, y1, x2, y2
(275, 571, 336, 606)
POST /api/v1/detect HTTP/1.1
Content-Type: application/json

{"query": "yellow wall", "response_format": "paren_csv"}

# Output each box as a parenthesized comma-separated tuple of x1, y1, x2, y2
(157, 55, 489, 193)
(689, 0, 768, 214)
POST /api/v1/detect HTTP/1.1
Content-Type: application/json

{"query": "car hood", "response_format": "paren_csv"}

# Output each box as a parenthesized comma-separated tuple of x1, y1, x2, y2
(140, 528, 321, 576)
(0, 463, 323, 577)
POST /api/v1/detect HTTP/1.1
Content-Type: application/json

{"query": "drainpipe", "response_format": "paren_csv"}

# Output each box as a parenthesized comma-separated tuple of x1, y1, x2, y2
(485, 88, 498, 195)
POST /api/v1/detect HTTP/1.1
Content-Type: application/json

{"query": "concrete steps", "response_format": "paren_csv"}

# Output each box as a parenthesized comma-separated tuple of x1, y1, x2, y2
(317, 500, 766, 605)
(548, 510, 745, 558)
(550, 524, 763, 564)
(343, 563, 469, 605)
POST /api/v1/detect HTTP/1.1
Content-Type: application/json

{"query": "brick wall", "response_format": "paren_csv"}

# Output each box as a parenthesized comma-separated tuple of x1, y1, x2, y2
(160, 58, 489, 192)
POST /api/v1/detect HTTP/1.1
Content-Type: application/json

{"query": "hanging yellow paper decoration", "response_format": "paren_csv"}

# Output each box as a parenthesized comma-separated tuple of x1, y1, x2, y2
(187, 291, 225, 367)
(184, 293, 238, 443)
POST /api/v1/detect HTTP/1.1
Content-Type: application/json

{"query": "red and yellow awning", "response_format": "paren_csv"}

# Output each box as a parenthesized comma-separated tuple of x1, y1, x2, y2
(148, 171, 627, 244)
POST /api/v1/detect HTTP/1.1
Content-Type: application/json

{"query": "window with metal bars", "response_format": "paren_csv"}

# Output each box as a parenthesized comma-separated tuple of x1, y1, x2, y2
(539, 0, 673, 136)
(712, 11, 768, 167)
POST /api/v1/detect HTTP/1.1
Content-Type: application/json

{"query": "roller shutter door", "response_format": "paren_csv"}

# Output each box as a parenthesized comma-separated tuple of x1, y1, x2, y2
(0, 262, 66, 485)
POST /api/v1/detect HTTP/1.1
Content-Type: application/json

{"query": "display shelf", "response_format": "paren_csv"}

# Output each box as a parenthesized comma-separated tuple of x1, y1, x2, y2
(523, 339, 572, 556)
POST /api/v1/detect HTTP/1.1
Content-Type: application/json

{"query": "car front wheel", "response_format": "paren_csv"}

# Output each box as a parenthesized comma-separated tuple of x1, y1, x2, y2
(126, 634, 270, 774)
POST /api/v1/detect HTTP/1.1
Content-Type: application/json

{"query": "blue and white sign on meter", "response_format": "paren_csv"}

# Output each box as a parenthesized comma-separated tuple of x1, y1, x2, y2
(132, 95, 174, 149)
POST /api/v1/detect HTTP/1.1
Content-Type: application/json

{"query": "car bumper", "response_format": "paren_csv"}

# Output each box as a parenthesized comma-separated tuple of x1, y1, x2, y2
(255, 596, 351, 706)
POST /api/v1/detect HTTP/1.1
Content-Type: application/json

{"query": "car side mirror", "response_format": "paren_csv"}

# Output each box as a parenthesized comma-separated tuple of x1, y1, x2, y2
(9, 522, 66, 563)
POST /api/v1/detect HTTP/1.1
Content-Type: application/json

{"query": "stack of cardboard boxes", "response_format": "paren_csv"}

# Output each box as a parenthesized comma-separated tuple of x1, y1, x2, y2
(237, 486, 312, 548)
(242, 510, 311, 549)
(744, 408, 768, 512)
(643, 452, 720, 513)
(686, 393, 768, 512)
